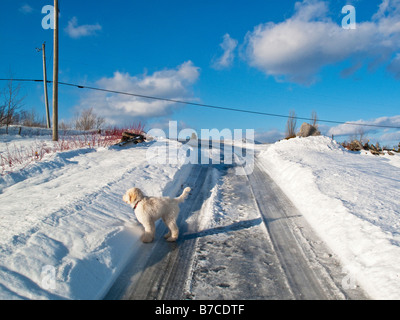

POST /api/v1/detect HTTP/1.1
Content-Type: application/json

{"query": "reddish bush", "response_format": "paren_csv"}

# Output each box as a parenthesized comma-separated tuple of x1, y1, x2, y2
(0, 123, 146, 175)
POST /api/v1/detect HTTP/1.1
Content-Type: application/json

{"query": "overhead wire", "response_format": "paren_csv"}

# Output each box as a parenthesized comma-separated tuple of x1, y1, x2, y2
(0, 78, 399, 130)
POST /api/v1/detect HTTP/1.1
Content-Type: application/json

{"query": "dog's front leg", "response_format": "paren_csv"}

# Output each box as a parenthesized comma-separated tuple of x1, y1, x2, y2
(141, 220, 155, 243)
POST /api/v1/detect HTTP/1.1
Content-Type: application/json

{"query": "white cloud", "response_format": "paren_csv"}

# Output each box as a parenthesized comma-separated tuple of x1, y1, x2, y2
(255, 129, 285, 143)
(373, 0, 400, 19)
(212, 34, 238, 69)
(327, 115, 400, 146)
(243, 0, 400, 84)
(328, 115, 400, 137)
(77, 61, 200, 125)
(65, 17, 102, 39)
(380, 130, 400, 143)
(387, 53, 400, 79)
(293, 0, 329, 21)
(19, 4, 33, 14)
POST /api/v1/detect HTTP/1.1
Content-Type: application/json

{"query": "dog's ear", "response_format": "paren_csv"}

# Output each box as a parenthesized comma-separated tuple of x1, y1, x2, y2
(123, 189, 133, 204)
(129, 189, 138, 204)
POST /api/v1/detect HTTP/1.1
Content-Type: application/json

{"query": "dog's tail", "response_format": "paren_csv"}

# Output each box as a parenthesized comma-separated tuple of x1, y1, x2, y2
(176, 187, 191, 203)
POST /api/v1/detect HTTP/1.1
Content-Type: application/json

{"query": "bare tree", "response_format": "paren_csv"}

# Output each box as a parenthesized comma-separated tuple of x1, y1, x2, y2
(347, 126, 368, 152)
(1, 77, 25, 133)
(0, 101, 5, 125)
(286, 110, 297, 138)
(356, 126, 366, 144)
(75, 107, 105, 131)
(311, 110, 318, 128)
(18, 108, 46, 127)
(60, 120, 72, 131)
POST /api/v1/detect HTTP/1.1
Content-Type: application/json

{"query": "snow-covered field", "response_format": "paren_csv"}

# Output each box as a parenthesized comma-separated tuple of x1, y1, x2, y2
(1, 130, 399, 300)
(257, 136, 400, 300)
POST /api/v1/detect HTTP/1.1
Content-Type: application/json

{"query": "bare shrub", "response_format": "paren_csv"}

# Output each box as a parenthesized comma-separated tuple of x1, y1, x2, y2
(349, 126, 367, 145)
(311, 110, 318, 128)
(75, 107, 105, 131)
(17, 109, 46, 127)
(286, 110, 297, 139)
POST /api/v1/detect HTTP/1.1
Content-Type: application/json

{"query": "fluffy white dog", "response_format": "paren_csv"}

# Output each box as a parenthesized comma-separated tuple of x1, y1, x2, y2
(123, 187, 191, 243)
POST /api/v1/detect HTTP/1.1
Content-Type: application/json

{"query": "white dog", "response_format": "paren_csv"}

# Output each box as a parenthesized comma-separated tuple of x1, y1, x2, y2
(123, 187, 191, 243)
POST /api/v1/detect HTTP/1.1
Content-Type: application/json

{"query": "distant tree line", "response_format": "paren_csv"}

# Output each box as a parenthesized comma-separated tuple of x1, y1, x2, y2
(1, 78, 105, 132)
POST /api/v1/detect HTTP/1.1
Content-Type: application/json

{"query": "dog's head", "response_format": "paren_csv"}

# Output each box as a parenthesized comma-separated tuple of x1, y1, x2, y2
(123, 187, 144, 205)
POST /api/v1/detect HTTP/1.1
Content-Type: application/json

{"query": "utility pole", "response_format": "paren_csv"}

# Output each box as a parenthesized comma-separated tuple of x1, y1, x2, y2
(39, 42, 51, 129)
(52, 0, 59, 141)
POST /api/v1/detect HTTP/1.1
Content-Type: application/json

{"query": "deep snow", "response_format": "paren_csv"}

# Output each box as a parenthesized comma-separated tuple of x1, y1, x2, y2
(256, 136, 400, 299)
(0, 134, 192, 299)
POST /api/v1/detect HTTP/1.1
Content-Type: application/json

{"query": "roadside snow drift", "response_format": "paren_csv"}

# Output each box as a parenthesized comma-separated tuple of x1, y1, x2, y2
(257, 136, 400, 299)
(0, 136, 192, 299)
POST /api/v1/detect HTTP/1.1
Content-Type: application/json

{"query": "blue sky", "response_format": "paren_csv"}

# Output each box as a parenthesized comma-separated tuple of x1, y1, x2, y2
(1, 0, 400, 145)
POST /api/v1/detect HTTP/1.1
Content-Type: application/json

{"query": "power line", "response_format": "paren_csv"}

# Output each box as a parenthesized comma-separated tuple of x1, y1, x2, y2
(1, 78, 400, 130)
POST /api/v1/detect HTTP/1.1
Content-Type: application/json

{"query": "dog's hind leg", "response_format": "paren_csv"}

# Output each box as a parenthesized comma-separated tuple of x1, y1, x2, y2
(163, 230, 171, 239)
(141, 220, 155, 243)
(162, 216, 171, 239)
(164, 219, 179, 242)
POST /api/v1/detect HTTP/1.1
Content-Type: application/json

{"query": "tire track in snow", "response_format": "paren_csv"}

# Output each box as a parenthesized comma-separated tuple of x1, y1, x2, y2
(187, 160, 293, 299)
(248, 160, 338, 299)
(248, 158, 368, 300)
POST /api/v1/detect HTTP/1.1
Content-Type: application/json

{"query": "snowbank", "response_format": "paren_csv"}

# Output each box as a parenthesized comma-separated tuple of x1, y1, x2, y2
(257, 136, 400, 299)
(0, 136, 192, 299)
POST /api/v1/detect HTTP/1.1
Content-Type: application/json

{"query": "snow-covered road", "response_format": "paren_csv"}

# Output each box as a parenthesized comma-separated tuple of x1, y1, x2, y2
(105, 144, 367, 300)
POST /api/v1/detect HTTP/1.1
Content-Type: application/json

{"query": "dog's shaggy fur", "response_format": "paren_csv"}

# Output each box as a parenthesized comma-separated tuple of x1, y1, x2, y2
(123, 187, 191, 243)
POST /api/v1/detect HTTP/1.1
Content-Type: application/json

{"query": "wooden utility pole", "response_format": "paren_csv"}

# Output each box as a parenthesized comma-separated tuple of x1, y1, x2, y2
(41, 42, 51, 129)
(52, 0, 59, 141)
